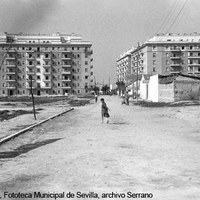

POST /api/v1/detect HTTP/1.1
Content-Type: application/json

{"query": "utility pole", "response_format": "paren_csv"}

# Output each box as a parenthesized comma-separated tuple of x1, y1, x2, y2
(30, 75, 36, 120)
(108, 76, 110, 92)
(136, 43, 140, 103)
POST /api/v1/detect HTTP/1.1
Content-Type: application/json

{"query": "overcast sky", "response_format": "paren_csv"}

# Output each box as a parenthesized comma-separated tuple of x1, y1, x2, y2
(0, 0, 199, 84)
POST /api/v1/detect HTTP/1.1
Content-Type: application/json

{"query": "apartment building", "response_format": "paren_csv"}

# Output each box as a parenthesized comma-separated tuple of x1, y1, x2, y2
(117, 33, 200, 82)
(0, 32, 94, 96)
(116, 49, 132, 85)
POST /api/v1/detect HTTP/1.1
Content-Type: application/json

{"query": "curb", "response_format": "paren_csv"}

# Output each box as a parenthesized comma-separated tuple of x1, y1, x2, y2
(0, 107, 74, 145)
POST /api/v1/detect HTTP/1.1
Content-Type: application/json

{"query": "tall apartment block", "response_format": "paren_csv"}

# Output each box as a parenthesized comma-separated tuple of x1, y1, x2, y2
(0, 32, 94, 96)
(117, 33, 200, 84)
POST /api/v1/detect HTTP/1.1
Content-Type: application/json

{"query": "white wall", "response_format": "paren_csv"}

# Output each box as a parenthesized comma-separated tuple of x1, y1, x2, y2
(148, 74, 159, 102)
(140, 77, 148, 100)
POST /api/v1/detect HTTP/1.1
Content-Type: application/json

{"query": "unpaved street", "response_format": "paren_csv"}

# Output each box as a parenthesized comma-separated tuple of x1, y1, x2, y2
(0, 96, 200, 200)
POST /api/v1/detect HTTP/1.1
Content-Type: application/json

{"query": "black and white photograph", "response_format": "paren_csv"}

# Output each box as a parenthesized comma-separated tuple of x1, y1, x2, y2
(0, 0, 200, 199)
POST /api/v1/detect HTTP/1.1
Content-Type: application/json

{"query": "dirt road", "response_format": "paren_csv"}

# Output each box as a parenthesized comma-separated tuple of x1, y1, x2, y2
(0, 96, 199, 200)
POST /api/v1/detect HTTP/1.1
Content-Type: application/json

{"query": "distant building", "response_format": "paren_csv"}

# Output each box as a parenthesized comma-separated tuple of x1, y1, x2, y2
(0, 32, 94, 96)
(117, 33, 200, 84)
(116, 48, 133, 85)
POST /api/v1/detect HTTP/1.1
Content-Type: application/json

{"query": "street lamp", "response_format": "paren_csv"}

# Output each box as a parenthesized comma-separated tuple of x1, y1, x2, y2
(27, 75, 36, 120)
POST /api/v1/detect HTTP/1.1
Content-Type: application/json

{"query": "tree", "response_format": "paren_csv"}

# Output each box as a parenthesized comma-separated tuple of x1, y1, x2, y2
(93, 86, 100, 94)
(101, 85, 110, 95)
(116, 80, 125, 96)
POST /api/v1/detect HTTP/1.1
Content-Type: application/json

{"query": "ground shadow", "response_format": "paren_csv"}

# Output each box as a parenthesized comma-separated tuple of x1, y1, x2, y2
(110, 122, 129, 125)
(0, 138, 62, 159)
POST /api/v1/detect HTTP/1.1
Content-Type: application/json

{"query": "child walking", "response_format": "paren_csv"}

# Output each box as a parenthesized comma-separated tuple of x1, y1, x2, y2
(100, 98, 110, 124)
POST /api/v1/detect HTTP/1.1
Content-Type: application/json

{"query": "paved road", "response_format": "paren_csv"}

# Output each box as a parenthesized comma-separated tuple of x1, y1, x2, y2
(0, 96, 199, 200)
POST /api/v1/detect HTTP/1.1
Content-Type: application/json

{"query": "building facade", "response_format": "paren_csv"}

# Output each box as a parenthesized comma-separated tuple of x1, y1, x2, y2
(116, 49, 132, 85)
(0, 32, 94, 96)
(117, 33, 200, 83)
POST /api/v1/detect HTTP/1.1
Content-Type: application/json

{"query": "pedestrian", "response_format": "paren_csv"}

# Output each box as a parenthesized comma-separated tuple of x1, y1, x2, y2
(100, 98, 110, 124)
(125, 91, 129, 105)
(95, 93, 98, 103)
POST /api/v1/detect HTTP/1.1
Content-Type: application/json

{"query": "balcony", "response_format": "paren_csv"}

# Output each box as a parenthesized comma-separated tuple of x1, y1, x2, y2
(188, 56, 200, 59)
(6, 85, 16, 89)
(61, 70, 71, 74)
(188, 63, 200, 67)
(6, 78, 16, 82)
(61, 79, 71, 82)
(170, 56, 181, 59)
(170, 70, 182, 74)
(43, 79, 51, 82)
(170, 63, 181, 67)
(26, 49, 35, 53)
(6, 70, 16, 74)
(62, 65, 71, 68)
(188, 47, 200, 52)
(61, 57, 71, 60)
(27, 64, 35, 68)
(27, 71, 35, 75)
(43, 49, 51, 52)
(61, 49, 71, 53)
(27, 57, 35, 60)
(6, 64, 16, 67)
(61, 85, 71, 89)
(43, 64, 51, 68)
(170, 47, 181, 52)
(5, 57, 15, 60)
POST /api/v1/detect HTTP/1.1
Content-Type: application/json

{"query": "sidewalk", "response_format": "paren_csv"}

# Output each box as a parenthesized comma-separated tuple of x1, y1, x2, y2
(0, 101, 71, 139)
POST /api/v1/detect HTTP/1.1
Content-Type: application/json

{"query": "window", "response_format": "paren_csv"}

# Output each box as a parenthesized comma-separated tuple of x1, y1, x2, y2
(152, 46, 157, 51)
(37, 75, 40, 80)
(166, 60, 169, 64)
(153, 60, 156, 65)
(153, 67, 156, 72)
(182, 46, 185, 50)
(153, 53, 156, 58)
(85, 76, 88, 79)
(166, 53, 169, 57)
(72, 47, 74, 50)
(37, 61, 40, 65)
(85, 68, 88, 72)
(85, 61, 88, 65)
(45, 76, 49, 80)
(58, 83, 60, 87)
